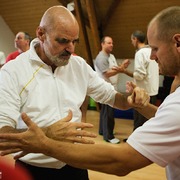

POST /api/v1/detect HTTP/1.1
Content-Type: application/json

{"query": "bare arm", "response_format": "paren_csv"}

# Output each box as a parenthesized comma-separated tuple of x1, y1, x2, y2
(114, 85, 150, 110)
(105, 59, 131, 78)
(43, 140, 152, 176)
(123, 69, 134, 77)
(135, 103, 158, 119)
(103, 68, 121, 78)
(0, 113, 152, 176)
(113, 59, 133, 77)
(123, 81, 157, 119)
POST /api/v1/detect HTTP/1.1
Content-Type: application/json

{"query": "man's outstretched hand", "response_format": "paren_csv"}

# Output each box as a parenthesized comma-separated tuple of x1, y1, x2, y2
(0, 111, 96, 159)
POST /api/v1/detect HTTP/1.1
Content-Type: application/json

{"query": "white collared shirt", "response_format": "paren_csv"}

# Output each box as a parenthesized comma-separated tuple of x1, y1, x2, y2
(0, 38, 116, 168)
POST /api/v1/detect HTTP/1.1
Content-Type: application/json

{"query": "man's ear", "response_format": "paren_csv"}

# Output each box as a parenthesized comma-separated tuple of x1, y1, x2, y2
(173, 34, 180, 48)
(36, 26, 45, 41)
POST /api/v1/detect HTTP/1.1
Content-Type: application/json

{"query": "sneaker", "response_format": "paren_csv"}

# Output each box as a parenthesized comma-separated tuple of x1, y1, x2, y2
(107, 138, 120, 144)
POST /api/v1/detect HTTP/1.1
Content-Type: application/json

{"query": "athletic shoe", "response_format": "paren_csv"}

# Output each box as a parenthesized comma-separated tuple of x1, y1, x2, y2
(107, 138, 120, 144)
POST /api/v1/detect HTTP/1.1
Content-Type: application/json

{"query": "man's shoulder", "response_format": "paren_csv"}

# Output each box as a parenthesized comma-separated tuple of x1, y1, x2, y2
(138, 46, 151, 53)
(135, 47, 151, 58)
(95, 51, 108, 61)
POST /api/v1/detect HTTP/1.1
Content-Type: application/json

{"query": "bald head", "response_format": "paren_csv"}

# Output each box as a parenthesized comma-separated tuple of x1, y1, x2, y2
(39, 5, 79, 35)
(35, 5, 79, 68)
(148, 6, 180, 42)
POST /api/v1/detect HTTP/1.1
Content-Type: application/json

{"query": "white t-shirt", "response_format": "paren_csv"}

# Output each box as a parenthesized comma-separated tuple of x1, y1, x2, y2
(0, 38, 117, 169)
(133, 47, 159, 96)
(127, 87, 180, 180)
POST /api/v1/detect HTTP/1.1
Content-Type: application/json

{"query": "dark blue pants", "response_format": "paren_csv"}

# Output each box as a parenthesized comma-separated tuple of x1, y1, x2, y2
(99, 104, 115, 140)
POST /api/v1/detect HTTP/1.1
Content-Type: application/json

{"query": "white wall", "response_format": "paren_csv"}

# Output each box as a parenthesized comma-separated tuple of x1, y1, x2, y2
(0, 16, 16, 57)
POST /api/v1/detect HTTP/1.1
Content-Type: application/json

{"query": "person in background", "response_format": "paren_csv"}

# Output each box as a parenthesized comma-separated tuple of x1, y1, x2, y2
(0, 5, 148, 180)
(0, 6, 179, 180)
(5, 31, 32, 63)
(94, 36, 130, 144)
(121, 30, 159, 131)
(0, 50, 5, 68)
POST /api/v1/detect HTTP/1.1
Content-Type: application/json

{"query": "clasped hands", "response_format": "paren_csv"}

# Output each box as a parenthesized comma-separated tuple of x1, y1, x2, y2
(126, 81, 150, 108)
(112, 59, 130, 73)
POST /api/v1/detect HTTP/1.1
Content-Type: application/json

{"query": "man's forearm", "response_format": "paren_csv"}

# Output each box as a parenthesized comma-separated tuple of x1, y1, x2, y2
(42, 139, 151, 176)
(135, 103, 158, 119)
(113, 93, 130, 110)
(124, 69, 133, 77)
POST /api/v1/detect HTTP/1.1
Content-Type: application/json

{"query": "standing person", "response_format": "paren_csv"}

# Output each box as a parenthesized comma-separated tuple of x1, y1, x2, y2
(0, 6, 148, 180)
(95, 36, 130, 144)
(122, 30, 159, 130)
(0, 50, 5, 68)
(0, 6, 179, 180)
(5, 31, 32, 63)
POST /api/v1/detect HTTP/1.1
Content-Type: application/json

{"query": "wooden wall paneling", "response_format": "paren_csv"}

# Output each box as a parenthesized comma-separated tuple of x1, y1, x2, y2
(100, 0, 121, 35)
(85, 0, 101, 59)
(1, 0, 180, 59)
(74, 0, 94, 68)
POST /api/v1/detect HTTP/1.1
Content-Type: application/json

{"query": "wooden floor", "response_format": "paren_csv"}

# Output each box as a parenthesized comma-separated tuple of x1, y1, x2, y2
(1, 110, 166, 180)
(86, 110, 166, 180)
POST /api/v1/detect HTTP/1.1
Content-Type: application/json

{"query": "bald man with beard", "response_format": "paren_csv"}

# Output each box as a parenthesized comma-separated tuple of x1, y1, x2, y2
(0, 6, 149, 180)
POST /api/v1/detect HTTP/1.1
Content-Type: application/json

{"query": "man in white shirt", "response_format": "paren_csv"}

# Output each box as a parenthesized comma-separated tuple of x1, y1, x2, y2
(122, 30, 159, 130)
(0, 6, 179, 180)
(0, 5, 148, 180)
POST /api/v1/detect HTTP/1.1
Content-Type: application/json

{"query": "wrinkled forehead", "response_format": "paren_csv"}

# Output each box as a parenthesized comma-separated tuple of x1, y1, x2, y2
(53, 21, 79, 41)
(45, 13, 79, 40)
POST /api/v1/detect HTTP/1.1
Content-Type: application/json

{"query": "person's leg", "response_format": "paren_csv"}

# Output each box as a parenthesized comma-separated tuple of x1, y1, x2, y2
(101, 104, 108, 140)
(105, 105, 120, 143)
(99, 104, 105, 135)
(107, 105, 115, 140)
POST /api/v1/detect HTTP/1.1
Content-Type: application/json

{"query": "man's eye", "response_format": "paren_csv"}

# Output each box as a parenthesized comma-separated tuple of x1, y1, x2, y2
(72, 39, 79, 44)
(151, 47, 158, 52)
(56, 38, 79, 44)
(57, 39, 69, 44)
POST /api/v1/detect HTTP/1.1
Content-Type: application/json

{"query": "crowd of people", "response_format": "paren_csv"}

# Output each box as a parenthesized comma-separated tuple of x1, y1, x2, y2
(0, 4, 180, 180)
